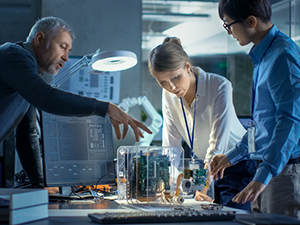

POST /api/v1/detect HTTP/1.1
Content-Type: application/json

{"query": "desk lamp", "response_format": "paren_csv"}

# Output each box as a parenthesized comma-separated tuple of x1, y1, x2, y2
(50, 49, 137, 88)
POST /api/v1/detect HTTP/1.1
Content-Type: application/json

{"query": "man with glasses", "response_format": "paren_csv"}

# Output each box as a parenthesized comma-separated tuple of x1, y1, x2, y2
(222, 20, 241, 33)
(210, 0, 300, 218)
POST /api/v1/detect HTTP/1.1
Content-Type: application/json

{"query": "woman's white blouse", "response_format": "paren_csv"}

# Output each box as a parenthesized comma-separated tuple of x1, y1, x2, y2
(162, 67, 246, 163)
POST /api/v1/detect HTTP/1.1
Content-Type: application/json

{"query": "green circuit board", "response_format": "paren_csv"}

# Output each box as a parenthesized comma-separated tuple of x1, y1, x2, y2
(132, 152, 171, 197)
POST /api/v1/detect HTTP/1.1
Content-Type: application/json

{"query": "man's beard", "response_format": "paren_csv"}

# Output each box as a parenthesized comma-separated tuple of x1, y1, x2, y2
(46, 60, 64, 75)
(46, 64, 59, 75)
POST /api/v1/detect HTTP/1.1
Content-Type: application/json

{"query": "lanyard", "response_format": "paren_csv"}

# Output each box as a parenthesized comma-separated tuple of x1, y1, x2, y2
(250, 65, 258, 120)
(250, 31, 279, 120)
(180, 72, 198, 158)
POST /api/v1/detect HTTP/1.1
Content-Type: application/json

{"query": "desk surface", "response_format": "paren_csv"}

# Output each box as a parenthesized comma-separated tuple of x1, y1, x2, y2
(26, 217, 242, 225)
(5, 198, 300, 225)
(45, 198, 244, 225)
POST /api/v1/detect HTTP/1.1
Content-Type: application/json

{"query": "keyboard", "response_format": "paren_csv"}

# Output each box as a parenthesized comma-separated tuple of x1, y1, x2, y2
(88, 207, 236, 224)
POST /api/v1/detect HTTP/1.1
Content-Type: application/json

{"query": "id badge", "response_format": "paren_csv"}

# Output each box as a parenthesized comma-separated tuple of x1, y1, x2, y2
(248, 123, 256, 153)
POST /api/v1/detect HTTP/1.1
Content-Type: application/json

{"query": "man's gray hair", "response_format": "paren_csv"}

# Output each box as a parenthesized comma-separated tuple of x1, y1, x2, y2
(26, 16, 75, 46)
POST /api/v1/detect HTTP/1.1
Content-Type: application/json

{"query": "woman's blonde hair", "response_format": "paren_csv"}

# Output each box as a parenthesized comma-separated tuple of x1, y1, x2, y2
(148, 37, 189, 74)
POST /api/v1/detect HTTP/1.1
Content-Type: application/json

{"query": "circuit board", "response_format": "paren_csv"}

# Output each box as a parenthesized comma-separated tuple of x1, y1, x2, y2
(117, 146, 184, 204)
(138, 153, 171, 196)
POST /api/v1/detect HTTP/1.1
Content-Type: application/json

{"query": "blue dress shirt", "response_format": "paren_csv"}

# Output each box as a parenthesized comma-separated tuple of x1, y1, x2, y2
(225, 25, 300, 186)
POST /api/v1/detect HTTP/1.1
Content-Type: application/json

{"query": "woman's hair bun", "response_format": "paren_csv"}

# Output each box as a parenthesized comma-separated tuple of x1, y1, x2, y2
(163, 37, 182, 47)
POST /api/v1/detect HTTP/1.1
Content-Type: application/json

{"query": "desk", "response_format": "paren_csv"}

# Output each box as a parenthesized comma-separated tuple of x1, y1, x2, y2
(6, 198, 300, 225)
(24, 217, 242, 225)
(28, 197, 242, 225)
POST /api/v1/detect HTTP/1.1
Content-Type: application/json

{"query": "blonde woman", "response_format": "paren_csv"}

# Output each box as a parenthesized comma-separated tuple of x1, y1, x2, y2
(148, 37, 255, 210)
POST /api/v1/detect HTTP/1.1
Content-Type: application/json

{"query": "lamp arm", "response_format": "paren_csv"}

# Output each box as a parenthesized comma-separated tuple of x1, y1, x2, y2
(118, 96, 163, 146)
(134, 96, 163, 146)
(50, 55, 91, 88)
(118, 97, 139, 113)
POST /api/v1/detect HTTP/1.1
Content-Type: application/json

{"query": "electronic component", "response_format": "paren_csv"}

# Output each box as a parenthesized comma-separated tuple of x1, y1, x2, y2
(117, 146, 184, 204)
(180, 159, 209, 195)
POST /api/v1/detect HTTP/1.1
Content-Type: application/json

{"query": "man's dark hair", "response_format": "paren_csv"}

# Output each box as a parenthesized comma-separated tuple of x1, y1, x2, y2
(218, 0, 272, 22)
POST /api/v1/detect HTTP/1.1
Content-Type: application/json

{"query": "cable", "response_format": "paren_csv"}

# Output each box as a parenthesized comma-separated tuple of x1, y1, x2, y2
(64, 173, 117, 200)
(69, 186, 86, 199)
(95, 173, 116, 188)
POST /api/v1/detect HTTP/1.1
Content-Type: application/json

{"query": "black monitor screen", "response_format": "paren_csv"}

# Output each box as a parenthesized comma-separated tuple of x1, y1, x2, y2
(41, 112, 115, 187)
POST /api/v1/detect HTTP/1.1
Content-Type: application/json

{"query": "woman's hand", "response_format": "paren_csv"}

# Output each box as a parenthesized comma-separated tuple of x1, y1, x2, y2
(194, 190, 213, 202)
(210, 154, 232, 180)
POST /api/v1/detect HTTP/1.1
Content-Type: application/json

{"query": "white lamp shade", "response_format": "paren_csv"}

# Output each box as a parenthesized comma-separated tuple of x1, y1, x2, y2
(91, 50, 138, 72)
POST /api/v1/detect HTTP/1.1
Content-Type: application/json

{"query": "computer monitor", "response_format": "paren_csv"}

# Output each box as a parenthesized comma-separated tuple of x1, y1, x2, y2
(41, 111, 115, 187)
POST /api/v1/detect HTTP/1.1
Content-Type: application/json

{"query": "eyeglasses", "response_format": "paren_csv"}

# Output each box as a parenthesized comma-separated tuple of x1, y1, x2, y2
(223, 20, 242, 32)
